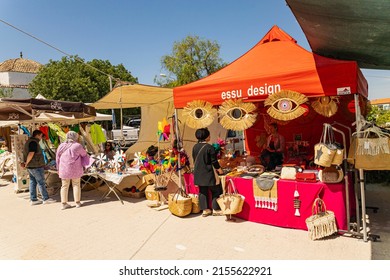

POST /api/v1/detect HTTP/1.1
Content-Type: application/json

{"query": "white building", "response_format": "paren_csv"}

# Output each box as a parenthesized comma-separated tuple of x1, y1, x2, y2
(0, 55, 42, 98)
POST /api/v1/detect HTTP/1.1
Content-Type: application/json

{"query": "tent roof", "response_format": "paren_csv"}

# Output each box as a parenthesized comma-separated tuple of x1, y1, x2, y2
(286, 0, 390, 70)
(173, 25, 368, 108)
(91, 83, 173, 110)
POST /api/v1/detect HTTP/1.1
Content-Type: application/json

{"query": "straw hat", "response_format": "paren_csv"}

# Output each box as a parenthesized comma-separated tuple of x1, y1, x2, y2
(264, 90, 308, 121)
(218, 99, 257, 130)
(183, 100, 216, 129)
(311, 96, 339, 117)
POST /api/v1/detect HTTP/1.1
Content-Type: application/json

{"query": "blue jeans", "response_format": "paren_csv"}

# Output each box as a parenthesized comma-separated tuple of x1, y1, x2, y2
(28, 167, 49, 201)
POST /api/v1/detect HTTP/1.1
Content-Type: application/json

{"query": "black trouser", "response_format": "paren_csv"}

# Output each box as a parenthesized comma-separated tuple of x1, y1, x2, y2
(260, 150, 283, 171)
(198, 184, 223, 211)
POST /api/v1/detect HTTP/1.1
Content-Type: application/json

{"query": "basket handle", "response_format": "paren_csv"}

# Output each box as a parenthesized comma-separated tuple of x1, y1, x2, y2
(226, 178, 238, 195)
(311, 197, 326, 215)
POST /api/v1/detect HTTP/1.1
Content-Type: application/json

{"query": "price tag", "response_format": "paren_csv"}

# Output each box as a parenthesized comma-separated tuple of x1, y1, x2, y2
(364, 141, 370, 149)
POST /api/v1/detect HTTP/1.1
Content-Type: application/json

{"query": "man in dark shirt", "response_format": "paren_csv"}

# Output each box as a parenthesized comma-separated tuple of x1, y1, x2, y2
(22, 130, 56, 205)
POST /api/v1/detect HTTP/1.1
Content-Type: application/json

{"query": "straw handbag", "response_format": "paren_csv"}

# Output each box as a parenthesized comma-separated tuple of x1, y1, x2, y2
(305, 198, 338, 240)
(318, 165, 344, 183)
(314, 124, 338, 167)
(168, 188, 192, 217)
(217, 179, 245, 215)
(188, 193, 201, 214)
(348, 126, 390, 170)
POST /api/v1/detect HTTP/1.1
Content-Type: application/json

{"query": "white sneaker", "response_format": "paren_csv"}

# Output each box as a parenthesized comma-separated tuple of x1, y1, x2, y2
(76, 202, 82, 208)
(62, 203, 72, 210)
(43, 198, 56, 204)
(30, 200, 42, 206)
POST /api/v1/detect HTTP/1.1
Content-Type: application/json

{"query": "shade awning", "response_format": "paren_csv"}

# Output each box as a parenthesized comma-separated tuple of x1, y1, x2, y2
(91, 83, 173, 110)
(0, 98, 96, 121)
(286, 0, 390, 70)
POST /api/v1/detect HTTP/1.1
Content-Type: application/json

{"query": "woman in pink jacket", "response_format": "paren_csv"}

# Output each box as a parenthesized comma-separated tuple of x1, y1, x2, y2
(56, 131, 90, 210)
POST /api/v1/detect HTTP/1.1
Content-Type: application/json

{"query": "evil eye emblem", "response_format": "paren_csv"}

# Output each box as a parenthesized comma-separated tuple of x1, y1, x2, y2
(183, 100, 216, 129)
(277, 99, 293, 112)
(218, 99, 257, 130)
(264, 90, 308, 121)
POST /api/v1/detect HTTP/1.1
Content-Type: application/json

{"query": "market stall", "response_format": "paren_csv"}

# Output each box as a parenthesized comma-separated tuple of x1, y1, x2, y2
(0, 97, 97, 192)
(173, 26, 369, 238)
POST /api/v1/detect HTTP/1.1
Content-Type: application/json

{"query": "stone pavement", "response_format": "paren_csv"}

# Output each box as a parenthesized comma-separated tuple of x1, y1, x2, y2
(0, 173, 386, 260)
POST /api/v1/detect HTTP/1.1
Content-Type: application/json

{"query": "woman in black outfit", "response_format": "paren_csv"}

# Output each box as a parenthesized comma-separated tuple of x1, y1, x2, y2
(192, 128, 224, 217)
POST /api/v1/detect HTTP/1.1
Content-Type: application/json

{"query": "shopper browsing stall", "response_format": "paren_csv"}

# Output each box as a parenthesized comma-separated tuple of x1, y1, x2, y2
(56, 131, 91, 210)
(192, 128, 224, 217)
(22, 130, 56, 205)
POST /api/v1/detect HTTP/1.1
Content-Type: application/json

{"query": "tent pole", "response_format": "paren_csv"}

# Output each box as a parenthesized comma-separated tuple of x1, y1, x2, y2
(354, 93, 368, 242)
(174, 109, 182, 190)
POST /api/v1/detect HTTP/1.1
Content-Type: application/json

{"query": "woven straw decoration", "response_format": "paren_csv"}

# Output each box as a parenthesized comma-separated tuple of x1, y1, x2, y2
(311, 96, 339, 117)
(218, 99, 257, 130)
(183, 100, 216, 129)
(264, 90, 308, 121)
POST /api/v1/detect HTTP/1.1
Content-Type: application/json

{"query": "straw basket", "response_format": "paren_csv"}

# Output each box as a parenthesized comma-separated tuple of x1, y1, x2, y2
(217, 179, 245, 215)
(305, 198, 338, 240)
(145, 185, 159, 201)
(188, 194, 201, 214)
(168, 189, 192, 217)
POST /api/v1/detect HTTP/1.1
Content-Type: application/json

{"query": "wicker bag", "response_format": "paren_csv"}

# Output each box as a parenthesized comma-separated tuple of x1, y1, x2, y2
(145, 184, 159, 201)
(314, 124, 337, 167)
(188, 193, 201, 214)
(168, 188, 192, 217)
(318, 165, 344, 183)
(305, 198, 338, 240)
(217, 179, 245, 215)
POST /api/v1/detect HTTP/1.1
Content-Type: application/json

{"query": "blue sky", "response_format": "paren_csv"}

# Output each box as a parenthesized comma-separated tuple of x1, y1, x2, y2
(1, 0, 389, 100)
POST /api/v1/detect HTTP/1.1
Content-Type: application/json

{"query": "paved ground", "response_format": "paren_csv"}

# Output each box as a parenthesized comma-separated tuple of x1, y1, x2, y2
(0, 173, 388, 260)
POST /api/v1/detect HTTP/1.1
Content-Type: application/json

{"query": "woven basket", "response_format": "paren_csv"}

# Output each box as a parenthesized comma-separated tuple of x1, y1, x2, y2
(145, 185, 159, 201)
(331, 148, 344, 166)
(305, 198, 337, 240)
(168, 189, 192, 217)
(188, 194, 201, 214)
(318, 166, 344, 183)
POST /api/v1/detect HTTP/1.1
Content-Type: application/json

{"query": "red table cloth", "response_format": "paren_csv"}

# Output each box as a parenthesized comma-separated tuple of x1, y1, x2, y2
(184, 173, 353, 231)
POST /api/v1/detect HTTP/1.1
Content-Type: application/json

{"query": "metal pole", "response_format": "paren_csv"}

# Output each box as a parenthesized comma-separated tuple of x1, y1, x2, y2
(174, 109, 183, 190)
(354, 94, 368, 242)
(109, 76, 116, 130)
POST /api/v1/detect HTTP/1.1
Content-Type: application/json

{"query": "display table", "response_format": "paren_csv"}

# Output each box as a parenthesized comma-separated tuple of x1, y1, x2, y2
(184, 173, 353, 231)
(98, 171, 143, 205)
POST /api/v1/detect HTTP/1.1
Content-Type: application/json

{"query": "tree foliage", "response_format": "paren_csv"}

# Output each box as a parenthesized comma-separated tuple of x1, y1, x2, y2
(29, 56, 138, 103)
(367, 104, 390, 127)
(0, 88, 13, 98)
(156, 35, 227, 87)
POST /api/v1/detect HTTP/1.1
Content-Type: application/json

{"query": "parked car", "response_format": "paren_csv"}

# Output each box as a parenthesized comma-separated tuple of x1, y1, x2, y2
(111, 125, 139, 147)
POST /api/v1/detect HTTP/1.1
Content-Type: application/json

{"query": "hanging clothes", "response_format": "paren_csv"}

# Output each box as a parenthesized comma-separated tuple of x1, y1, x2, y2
(39, 126, 49, 140)
(89, 123, 107, 145)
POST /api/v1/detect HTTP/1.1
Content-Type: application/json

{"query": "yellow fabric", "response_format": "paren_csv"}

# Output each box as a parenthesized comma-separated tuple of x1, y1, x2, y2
(90, 123, 107, 145)
(253, 179, 278, 211)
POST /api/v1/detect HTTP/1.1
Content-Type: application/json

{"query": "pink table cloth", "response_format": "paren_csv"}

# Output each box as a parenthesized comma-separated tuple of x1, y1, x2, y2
(184, 173, 353, 231)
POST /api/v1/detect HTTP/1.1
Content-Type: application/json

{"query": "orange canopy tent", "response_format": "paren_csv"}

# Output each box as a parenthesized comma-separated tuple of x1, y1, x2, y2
(173, 25, 368, 109)
(173, 25, 368, 158)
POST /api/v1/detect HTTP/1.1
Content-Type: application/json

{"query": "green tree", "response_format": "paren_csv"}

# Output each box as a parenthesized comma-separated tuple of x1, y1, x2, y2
(0, 88, 13, 98)
(156, 35, 227, 87)
(367, 104, 390, 127)
(29, 56, 138, 103)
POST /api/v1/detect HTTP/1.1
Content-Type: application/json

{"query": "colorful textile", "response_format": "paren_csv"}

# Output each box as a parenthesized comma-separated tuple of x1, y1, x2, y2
(253, 178, 278, 211)
(89, 123, 106, 145)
